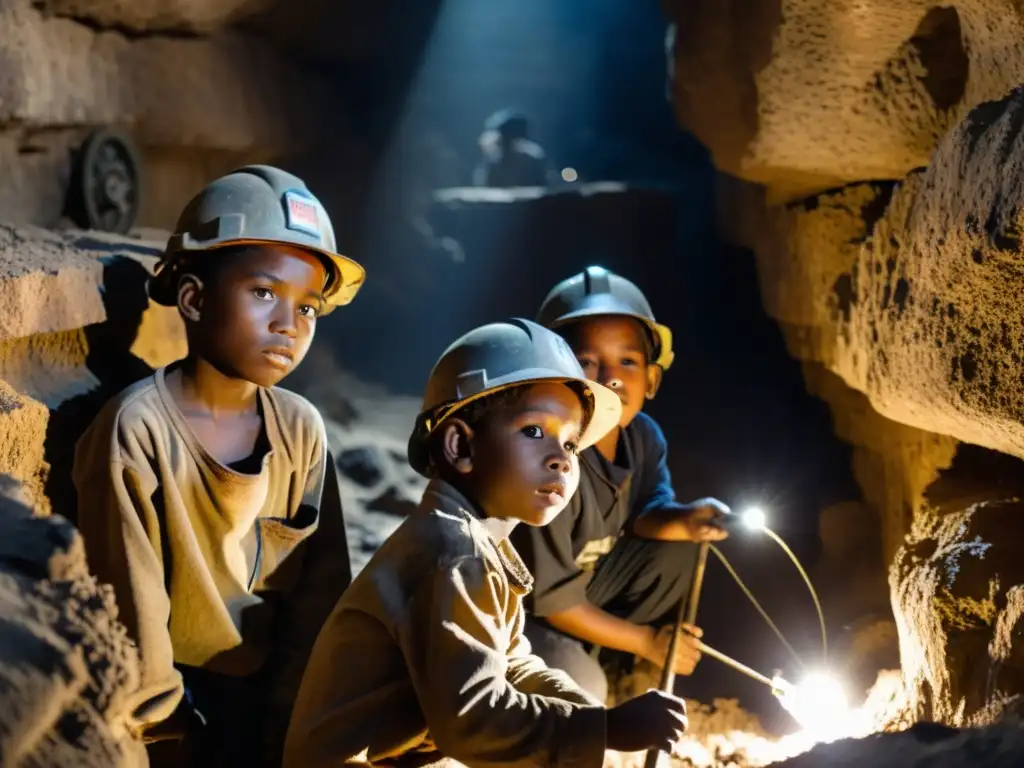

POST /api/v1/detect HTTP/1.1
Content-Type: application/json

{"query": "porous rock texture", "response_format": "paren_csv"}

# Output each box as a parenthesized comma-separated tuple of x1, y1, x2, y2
(663, 0, 1024, 200)
(0, 473, 146, 766)
(0, 0, 343, 229)
(892, 494, 1024, 726)
(0, 225, 184, 514)
(664, 0, 1024, 749)
(835, 88, 1024, 461)
(729, 173, 960, 559)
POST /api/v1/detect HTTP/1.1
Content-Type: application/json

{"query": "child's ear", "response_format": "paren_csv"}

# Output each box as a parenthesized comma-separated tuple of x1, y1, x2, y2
(440, 419, 475, 474)
(177, 274, 204, 323)
(645, 365, 663, 400)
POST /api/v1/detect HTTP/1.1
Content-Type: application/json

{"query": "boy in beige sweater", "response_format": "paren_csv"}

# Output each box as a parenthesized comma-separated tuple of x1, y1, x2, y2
(73, 165, 365, 766)
(284, 318, 690, 768)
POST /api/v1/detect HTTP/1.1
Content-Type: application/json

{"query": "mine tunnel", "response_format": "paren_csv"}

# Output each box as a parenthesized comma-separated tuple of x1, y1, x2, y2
(3, 0, 1024, 766)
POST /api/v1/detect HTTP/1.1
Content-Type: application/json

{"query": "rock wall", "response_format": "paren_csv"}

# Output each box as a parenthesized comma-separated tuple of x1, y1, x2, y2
(663, 0, 1024, 201)
(663, 0, 1024, 730)
(0, 473, 146, 766)
(0, 0, 344, 230)
(0, 225, 184, 516)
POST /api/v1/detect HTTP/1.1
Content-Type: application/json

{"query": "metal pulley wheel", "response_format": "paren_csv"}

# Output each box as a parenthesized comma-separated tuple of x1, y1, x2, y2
(66, 128, 142, 234)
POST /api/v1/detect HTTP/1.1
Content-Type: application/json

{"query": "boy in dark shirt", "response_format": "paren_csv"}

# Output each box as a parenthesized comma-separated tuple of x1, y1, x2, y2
(511, 266, 731, 702)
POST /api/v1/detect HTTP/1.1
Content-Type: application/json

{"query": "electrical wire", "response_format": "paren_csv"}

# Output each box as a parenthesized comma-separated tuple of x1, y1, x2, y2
(709, 544, 806, 672)
(761, 526, 828, 664)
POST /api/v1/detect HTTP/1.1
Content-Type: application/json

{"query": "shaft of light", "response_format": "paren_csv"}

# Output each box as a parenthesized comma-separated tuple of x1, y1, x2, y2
(761, 526, 828, 664)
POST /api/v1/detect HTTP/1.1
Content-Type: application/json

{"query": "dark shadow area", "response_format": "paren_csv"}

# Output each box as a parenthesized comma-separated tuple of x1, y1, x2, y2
(926, 443, 1024, 508)
(43, 256, 157, 523)
(911, 6, 968, 112)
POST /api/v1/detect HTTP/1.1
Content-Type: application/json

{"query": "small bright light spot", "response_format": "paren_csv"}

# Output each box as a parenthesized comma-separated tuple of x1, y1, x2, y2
(741, 506, 767, 531)
(561, 167, 578, 182)
(773, 671, 850, 743)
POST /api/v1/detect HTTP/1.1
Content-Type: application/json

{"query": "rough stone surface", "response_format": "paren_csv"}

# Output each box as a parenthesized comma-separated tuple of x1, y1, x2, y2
(801, 364, 958, 562)
(0, 0, 336, 149)
(0, 0, 344, 229)
(0, 379, 52, 513)
(891, 495, 1024, 726)
(774, 721, 1024, 767)
(663, 0, 1024, 200)
(35, 0, 269, 33)
(832, 89, 1024, 461)
(743, 181, 896, 368)
(0, 224, 106, 341)
(0, 225, 186, 516)
(0, 475, 146, 766)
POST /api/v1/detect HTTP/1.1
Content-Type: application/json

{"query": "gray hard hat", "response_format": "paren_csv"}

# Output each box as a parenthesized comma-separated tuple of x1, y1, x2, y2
(408, 318, 622, 477)
(148, 165, 365, 311)
(537, 266, 674, 370)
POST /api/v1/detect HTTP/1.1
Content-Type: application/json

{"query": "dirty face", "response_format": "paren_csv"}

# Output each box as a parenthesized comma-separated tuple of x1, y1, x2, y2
(461, 382, 584, 527)
(562, 316, 653, 428)
(181, 243, 328, 388)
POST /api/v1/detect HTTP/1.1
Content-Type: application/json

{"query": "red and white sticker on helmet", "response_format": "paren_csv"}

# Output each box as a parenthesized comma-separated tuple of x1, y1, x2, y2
(283, 189, 321, 238)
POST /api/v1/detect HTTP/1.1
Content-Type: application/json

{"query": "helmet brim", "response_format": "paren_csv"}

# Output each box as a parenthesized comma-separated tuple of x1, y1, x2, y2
(547, 305, 674, 371)
(407, 374, 622, 477)
(147, 237, 366, 311)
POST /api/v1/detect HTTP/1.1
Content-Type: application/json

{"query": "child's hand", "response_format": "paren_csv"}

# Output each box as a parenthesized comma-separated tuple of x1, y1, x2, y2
(644, 623, 703, 676)
(606, 689, 688, 753)
(681, 498, 730, 542)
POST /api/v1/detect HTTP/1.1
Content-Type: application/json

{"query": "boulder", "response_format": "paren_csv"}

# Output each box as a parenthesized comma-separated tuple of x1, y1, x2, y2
(892, 494, 1024, 725)
(663, 0, 1024, 200)
(835, 88, 1024, 462)
(0, 474, 146, 766)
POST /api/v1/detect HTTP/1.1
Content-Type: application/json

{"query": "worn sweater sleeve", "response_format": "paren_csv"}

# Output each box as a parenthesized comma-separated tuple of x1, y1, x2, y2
(72, 423, 184, 731)
(505, 606, 602, 707)
(401, 556, 606, 768)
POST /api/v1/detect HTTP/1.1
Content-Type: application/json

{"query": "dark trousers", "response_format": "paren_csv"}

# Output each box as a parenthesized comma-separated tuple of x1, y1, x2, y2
(524, 536, 699, 702)
(146, 668, 269, 768)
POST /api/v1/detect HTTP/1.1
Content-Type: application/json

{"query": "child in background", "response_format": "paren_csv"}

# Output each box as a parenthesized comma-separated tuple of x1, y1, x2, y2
(512, 266, 731, 702)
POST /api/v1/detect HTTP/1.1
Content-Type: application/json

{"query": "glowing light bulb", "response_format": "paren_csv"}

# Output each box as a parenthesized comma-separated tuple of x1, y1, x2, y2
(772, 671, 850, 743)
(742, 506, 767, 531)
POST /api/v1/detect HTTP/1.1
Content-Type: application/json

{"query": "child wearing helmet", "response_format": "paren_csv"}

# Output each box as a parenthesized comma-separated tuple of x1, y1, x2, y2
(284, 318, 691, 767)
(510, 266, 732, 703)
(72, 165, 364, 766)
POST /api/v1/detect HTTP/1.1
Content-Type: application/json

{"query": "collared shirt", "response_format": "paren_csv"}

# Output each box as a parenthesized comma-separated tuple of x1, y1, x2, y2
(284, 479, 606, 768)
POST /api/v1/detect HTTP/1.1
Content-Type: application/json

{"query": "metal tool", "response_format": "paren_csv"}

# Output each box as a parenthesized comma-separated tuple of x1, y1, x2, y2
(643, 542, 709, 768)
(694, 639, 777, 690)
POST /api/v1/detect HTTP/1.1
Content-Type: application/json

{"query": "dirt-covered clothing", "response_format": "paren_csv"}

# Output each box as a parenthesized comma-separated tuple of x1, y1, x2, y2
(73, 366, 350, 754)
(284, 479, 606, 768)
